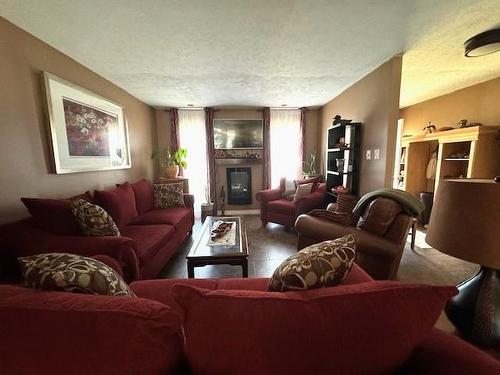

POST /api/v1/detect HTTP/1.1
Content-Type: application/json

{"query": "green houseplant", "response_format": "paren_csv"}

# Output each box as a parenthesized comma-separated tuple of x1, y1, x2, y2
(151, 147, 187, 178)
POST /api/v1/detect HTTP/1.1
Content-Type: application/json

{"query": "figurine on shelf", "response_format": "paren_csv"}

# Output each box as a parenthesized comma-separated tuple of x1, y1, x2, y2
(422, 121, 436, 134)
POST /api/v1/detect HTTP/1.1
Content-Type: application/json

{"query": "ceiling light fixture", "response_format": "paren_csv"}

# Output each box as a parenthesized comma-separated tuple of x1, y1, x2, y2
(187, 104, 194, 107)
(281, 104, 287, 107)
(464, 28, 500, 57)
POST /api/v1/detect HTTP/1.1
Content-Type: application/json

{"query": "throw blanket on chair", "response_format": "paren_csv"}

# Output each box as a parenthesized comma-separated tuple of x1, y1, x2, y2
(307, 209, 353, 226)
(353, 189, 424, 218)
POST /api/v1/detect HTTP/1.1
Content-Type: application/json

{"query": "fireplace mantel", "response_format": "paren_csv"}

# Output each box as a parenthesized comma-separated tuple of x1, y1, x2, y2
(215, 158, 262, 165)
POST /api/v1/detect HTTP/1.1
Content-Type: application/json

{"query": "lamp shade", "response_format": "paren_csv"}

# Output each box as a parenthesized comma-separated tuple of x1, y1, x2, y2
(426, 179, 500, 269)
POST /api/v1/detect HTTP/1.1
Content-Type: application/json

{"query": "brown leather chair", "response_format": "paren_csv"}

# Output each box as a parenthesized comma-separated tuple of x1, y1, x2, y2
(295, 197, 413, 280)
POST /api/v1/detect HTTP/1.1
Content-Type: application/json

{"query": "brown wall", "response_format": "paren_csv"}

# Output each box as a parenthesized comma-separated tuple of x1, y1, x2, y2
(155, 107, 320, 210)
(319, 57, 402, 194)
(400, 76, 500, 136)
(0, 18, 156, 224)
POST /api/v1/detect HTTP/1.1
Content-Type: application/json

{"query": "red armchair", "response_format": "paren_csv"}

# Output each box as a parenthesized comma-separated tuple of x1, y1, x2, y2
(256, 177, 326, 229)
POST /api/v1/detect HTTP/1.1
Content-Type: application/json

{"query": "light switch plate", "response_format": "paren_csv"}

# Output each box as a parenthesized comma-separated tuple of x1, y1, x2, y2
(374, 148, 380, 160)
(365, 149, 372, 160)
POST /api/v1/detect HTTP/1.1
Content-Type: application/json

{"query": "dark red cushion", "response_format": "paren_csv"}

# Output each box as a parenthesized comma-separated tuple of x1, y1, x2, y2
(266, 199, 295, 215)
(94, 182, 138, 228)
(131, 208, 193, 234)
(21, 192, 93, 235)
(120, 224, 175, 263)
(0, 285, 183, 374)
(173, 282, 456, 375)
(295, 176, 320, 191)
(130, 179, 154, 215)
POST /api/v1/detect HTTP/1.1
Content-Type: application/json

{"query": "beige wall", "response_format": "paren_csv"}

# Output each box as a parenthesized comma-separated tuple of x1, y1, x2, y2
(400, 76, 500, 136)
(155, 107, 320, 210)
(0, 18, 156, 224)
(319, 56, 402, 194)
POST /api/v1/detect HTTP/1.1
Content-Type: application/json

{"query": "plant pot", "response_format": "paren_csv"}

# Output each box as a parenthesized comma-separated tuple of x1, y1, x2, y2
(165, 165, 179, 179)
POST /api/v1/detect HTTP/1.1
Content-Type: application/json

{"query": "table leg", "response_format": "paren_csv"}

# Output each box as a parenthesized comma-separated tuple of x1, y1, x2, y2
(187, 262, 195, 278)
(242, 260, 248, 278)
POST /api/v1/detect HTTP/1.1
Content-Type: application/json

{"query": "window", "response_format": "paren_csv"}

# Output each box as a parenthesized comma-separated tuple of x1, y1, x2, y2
(178, 109, 206, 217)
(270, 109, 301, 187)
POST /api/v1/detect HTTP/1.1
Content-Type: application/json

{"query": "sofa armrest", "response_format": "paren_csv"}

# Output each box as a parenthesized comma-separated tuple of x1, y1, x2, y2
(183, 194, 195, 208)
(399, 329, 500, 374)
(295, 191, 325, 217)
(256, 188, 283, 203)
(1, 220, 140, 282)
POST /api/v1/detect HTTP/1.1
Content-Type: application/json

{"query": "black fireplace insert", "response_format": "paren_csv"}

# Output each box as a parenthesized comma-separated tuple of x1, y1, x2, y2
(226, 167, 252, 205)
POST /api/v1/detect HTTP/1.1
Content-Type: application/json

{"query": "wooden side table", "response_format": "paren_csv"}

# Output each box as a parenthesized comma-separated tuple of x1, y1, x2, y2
(157, 177, 189, 193)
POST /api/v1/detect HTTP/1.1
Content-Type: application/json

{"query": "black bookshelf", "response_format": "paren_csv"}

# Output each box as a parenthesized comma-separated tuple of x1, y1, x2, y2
(325, 120, 361, 203)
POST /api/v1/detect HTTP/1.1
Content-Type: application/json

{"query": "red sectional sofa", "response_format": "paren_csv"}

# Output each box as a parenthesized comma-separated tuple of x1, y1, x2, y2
(0, 180, 194, 281)
(1, 264, 499, 374)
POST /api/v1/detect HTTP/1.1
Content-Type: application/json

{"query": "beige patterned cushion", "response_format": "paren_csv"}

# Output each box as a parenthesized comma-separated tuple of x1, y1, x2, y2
(153, 183, 185, 208)
(292, 182, 313, 203)
(18, 253, 135, 297)
(268, 234, 356, 291)
(71, 198, 120, 236)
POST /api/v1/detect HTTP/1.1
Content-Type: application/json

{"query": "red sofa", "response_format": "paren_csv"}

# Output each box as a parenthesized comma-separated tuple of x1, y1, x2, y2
(256, 177, 326, 228)
(0, 180, 194, 281)
(1, 264, 498, 374)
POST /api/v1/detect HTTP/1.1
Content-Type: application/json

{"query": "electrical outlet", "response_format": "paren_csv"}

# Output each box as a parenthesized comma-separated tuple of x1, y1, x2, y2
(374, 148, 380, 160)
(365, 149, 372, 160)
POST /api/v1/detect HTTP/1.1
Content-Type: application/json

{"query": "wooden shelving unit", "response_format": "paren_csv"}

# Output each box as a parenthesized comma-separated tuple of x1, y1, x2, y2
(325, 121, 361, 201)
(402, 126, 500, 196)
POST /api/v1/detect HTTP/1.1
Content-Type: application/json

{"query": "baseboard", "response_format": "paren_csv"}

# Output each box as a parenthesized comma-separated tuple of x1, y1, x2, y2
(216, 209, 260, 215)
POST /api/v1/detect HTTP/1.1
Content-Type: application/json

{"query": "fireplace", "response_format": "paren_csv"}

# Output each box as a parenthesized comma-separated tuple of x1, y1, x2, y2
(227, 167, 252, 205)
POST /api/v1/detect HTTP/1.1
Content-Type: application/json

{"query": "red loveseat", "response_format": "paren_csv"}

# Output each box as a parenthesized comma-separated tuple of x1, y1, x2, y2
(256, 177, 326, 228)
(1, 264, 499, 374)
(0, 180, 194, 281)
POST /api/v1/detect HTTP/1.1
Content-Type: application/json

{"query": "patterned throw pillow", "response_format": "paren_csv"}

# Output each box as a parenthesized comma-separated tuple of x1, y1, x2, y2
(282, 178, 296, 200)
(153, 183, 185, 208)
(18, 253, 135, 297)
(292, 182, 313, 203)
(268, 234, 356, 291)
(71, 198, 120, 237)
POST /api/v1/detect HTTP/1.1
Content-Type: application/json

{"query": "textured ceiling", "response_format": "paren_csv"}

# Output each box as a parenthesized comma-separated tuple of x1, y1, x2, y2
(1, 0, 499, 108)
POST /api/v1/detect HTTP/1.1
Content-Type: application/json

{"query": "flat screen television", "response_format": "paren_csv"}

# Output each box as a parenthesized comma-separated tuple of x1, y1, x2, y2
(214, 119, 263, 149)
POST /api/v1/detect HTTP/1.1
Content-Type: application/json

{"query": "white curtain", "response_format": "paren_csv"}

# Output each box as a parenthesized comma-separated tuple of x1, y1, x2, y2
(270, 109, 302, 187)
(178, 109, 207, 217)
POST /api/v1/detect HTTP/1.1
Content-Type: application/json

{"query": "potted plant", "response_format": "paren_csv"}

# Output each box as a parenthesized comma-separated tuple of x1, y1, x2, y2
(151, 147, 187, 178)
(302, 153, 319, 178)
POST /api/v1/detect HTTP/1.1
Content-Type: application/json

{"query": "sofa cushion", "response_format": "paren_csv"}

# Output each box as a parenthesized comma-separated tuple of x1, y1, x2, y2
(94, 182, 138, 228)
(357, 197, 403, 236)
(130, 179, 154, 215)
(266, 199, 295, 216)
(0, 285, 183, 375)
(120, 224, 175, 263)
(71, 198, 120, 237)
(295, 176, 320, 191)
(131, 207, 193, 234)
(173, 282, 456, 375)
(153, 183, 186, 208)
(20, 191, 93, 235)
(18, 252, 135, 297)
(292, 182, 313, 203)
(268, 235, 356, 291)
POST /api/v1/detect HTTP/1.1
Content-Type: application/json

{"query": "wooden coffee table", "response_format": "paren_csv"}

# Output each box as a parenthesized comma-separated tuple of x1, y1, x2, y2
(187, 216, 248, 278)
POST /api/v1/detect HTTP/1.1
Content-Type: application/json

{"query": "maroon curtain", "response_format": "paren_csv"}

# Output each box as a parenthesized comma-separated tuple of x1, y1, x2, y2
(170, 108, 182, 176)
(299, 107, 306, 177)
(262, 107, 271, 189)
(205, 107, 217, 214)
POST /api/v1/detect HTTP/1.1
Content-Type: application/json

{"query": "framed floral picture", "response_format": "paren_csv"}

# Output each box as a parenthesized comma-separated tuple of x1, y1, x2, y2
(43, 72, 131, 174)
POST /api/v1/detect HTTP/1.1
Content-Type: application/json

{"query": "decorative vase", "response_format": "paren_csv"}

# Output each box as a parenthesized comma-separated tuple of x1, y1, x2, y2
(165, 165, 179, 178)
(336, 158, 345, 173)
